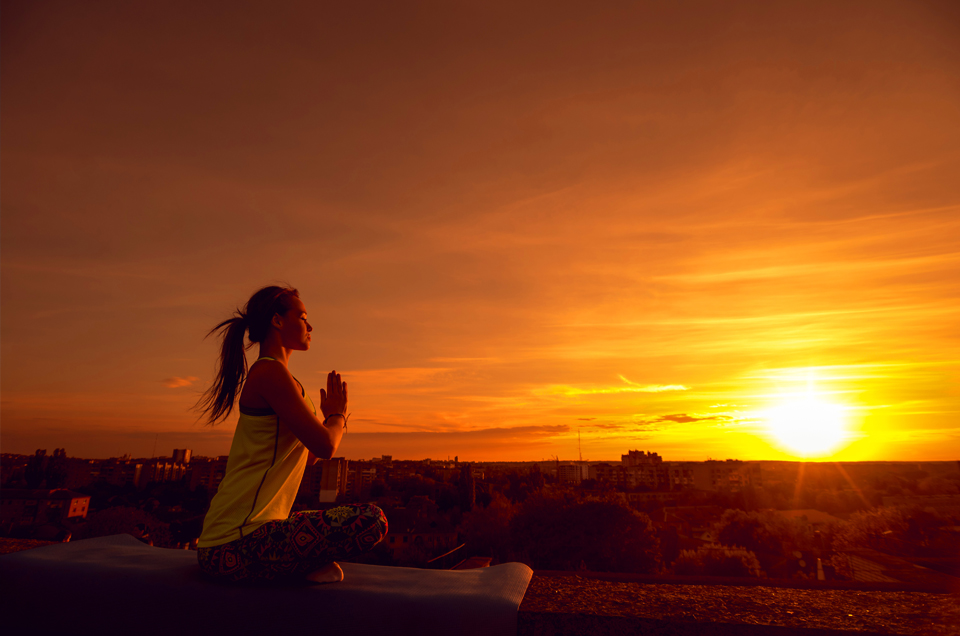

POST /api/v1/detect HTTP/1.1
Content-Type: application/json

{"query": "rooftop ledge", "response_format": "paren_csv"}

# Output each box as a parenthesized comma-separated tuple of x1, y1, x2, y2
(2, 537, 957, 636)
(519, 572, 960, 636)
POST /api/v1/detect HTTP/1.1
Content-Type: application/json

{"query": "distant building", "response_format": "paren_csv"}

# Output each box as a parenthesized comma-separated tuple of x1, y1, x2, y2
(0, 489, 90, 527)
(138, 460, 188, 488)
(622, 450, 663, 467)
(172, 449, 192, 464)
(188, 456, 229, 492)
(665, 460, 760, 492)
(299, 457, 349, 503)
(95, 458, 143, 487)
(586, 451, 668, 489)
(588, 452, 761, 492)
(558, 463, 589, 484)
(621, 450, 667, 489)
(589, 462, 620, 484)
(345, 462, 377, 499)
(321, 458, 349, 502)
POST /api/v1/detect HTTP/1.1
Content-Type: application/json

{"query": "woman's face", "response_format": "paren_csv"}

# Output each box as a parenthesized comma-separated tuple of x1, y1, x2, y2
(276, 296, 313, 351)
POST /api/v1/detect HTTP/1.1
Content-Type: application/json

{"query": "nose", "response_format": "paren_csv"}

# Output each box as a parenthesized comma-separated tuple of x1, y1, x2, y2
(307, 321, 313, 332)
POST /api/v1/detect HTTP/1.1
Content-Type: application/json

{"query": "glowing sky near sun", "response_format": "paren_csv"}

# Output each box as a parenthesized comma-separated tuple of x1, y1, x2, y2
(2, 1, 959, 461)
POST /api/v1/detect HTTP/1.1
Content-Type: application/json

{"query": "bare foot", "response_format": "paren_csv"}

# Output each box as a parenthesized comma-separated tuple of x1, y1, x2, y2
(305, 562, 343, 585)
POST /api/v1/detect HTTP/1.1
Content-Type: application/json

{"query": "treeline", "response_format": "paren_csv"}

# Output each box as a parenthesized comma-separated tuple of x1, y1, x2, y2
(455, 490, 959, 578)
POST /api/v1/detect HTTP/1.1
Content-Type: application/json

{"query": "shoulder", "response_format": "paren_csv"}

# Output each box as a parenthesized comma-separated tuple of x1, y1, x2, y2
(247, 358, 291, 384)
(247, 359, 306, 400)
(243, 360, 312, 416)
(241, 359, 295, 407)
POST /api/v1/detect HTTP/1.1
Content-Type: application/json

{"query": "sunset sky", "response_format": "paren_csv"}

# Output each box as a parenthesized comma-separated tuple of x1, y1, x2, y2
(3, 1, 958, 462)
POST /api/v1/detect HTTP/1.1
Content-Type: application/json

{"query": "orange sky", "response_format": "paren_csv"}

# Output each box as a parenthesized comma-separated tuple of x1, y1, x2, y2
(3, 1, 959, 461)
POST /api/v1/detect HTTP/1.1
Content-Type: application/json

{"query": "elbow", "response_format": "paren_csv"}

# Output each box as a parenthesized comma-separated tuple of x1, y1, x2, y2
(308, 446, 332, 461)
(311, 441, 335, 461)
(305, 426, 341, 461)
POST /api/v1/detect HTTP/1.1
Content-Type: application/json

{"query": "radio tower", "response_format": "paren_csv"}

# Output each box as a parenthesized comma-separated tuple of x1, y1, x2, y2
(578, 428, 582, 463)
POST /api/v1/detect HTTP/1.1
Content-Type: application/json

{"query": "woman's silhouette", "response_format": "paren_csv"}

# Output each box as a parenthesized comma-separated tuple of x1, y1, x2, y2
(195, 285, 387, 584)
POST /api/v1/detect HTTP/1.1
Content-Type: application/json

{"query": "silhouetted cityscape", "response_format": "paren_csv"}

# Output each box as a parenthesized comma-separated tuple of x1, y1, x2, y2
(2, 448, 958, 586)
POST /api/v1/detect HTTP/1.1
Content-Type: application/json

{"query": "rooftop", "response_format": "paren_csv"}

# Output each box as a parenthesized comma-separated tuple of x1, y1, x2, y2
(519, 572, 960, 636)
(1, 538, 956, 635)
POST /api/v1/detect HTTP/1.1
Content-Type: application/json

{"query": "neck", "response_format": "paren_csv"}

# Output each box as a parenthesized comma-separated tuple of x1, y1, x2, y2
(258, 336, 291, 366)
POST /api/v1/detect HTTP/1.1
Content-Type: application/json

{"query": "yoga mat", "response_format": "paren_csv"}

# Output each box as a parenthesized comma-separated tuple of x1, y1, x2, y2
(1, 534, 532, 636)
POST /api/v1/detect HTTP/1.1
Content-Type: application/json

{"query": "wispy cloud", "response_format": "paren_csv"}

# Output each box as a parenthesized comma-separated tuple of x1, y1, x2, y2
(647, 413, 732, 424)
(547, 385, 690, 396)
(162, 376, 198, 388)
(545, 376, 689, 397)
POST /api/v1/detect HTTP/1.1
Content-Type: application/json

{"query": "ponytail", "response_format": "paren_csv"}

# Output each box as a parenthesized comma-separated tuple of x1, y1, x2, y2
(196, 285, 299, 425)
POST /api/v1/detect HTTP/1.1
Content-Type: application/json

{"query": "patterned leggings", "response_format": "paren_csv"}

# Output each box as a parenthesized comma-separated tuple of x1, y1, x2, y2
(198, 503, 388, 584)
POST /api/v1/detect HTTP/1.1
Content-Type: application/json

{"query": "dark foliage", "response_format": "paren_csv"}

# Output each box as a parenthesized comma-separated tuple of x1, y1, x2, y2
(44, 449, 68, 489)
(24, 450, 47, 488)
(834, 505, 958, 557)
(458, 464, 476, 512)
(510, 494, 661, 573)
(715, 509, 794, 556)
(460, 493, 516, 563)
(674, 545, 762, 577)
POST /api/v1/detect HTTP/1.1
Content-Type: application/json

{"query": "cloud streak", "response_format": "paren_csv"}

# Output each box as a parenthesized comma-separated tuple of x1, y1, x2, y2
(543, 376, 690, 398)
(162, 376, 199, 389)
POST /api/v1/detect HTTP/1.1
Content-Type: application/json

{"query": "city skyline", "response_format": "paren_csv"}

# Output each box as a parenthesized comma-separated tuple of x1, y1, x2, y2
(3, 1, 959, 462)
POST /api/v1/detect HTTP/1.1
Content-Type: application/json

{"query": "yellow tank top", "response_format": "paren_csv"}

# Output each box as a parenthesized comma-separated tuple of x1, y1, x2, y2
(198, 359, 316, 548)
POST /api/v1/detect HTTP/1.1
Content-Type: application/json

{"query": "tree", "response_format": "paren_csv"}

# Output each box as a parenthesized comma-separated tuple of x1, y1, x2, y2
(458, 464, 475, 512)
(45, 448, 68, 489)
(369, 479, 387, 499)
(24, 450, 47, 488)
(460, 493, 516, 563)
(833, 506, 955, 557)
(434, 484, 460, 512)
(674, 546, 762, 577)
(476, 488, 493, 509)
(714, 509, 796, 556)
(510, 494, 661, 573)
(833, 506, 906, 552)
(505, 471, 530, 504)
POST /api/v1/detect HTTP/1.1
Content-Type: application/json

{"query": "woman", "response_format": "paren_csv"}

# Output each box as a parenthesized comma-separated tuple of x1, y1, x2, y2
(195, 285, 387, 585)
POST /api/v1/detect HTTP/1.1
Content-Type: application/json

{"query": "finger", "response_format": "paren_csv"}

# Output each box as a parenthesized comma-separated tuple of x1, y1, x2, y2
(320, 388, 327, 404)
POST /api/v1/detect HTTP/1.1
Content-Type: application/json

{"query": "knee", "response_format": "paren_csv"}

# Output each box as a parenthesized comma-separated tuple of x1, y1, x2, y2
(360, 503, 388, 538)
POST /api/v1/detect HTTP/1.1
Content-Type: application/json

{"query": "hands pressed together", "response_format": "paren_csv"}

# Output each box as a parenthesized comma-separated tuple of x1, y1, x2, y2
(319, 370, 348, 428)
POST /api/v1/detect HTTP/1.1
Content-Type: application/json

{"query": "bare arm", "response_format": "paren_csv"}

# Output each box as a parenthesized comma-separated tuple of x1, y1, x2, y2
(250, 363, 347, 460)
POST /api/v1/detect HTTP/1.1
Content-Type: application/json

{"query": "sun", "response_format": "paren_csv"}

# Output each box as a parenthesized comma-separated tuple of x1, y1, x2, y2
(764, 392, 850, 458)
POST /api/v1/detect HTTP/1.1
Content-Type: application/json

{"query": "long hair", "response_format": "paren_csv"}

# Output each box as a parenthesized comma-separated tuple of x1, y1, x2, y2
(195, 285, 299, 425)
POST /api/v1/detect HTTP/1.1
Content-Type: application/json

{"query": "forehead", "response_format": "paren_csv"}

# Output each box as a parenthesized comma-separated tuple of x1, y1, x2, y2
(286, 296, 307, 314)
